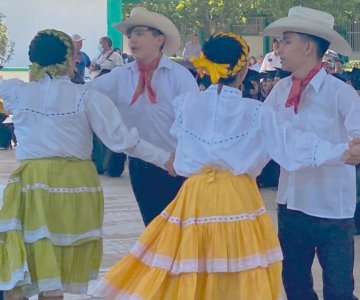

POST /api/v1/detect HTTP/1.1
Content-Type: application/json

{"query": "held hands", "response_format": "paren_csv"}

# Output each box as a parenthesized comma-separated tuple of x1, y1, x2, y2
(165, 152, 177, 177)
(342, 138, 360, 165)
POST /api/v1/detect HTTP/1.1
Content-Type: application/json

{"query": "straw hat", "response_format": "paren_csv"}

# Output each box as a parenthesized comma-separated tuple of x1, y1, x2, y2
(262, 6, 352, 56)
(115, 7, 181, 55)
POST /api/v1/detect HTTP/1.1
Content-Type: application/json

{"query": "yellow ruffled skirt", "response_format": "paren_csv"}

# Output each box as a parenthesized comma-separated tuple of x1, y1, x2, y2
(0, 158, 103, 296)
(95, 168, 283, 300)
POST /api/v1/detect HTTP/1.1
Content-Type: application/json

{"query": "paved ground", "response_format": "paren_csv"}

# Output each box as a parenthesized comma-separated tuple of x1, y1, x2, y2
(0, 149, 359, 299)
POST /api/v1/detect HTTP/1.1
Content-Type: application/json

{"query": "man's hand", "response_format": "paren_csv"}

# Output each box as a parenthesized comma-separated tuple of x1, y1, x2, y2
(165, 152, 177, 177)
(342, 140, 360, 165)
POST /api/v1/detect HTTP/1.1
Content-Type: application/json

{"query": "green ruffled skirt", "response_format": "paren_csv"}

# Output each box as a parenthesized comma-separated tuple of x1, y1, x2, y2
(0, 158, 104, 296)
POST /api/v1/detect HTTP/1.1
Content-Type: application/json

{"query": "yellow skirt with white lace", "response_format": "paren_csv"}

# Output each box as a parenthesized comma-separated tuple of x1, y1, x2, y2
(0, 158, 103, 297)
(95, 168, 283, 300)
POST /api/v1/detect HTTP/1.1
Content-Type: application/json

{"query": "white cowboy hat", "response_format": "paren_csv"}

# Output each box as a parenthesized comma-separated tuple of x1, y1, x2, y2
(115, 6, 181, 56)
(262, 6, 352, 56)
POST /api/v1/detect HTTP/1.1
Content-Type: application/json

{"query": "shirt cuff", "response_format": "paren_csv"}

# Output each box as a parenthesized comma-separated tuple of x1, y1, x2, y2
(313, 141, 348, 166)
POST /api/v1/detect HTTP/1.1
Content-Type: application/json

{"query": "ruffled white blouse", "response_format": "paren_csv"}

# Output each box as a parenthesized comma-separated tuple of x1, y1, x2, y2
(171, 85, 347, 177)
(0, 75, 169, 168)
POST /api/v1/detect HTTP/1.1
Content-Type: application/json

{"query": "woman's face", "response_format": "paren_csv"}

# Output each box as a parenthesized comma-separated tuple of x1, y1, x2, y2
(249, 57, 257, 65)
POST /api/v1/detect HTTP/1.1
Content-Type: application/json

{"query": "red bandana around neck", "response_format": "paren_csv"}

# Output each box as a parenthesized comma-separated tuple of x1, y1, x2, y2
(130, 56, 161, 106)
(285, 63, 323, 114)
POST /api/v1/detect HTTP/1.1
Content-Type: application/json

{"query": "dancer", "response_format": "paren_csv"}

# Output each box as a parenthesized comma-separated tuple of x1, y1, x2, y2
(0, 29, 173, 299)
(90, 7, 198, 226)
(263, 6, 360, 300)
(93, 32, 360, 300)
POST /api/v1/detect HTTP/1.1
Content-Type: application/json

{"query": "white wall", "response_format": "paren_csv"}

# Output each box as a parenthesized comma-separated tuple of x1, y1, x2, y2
(0, 0, 108, 68)
(244, 36, 264, 58)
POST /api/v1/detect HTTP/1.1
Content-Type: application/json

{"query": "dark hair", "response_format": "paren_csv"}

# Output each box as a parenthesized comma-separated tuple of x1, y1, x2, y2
(202, 34, 244, 84)
(29, 31, 73, 66)
(351, 68, 360, 90)
(197, 75, 211, 88)
(298, 33, 330, 60)
(272, 38, 281, 44)
(101, 36, 112, 47)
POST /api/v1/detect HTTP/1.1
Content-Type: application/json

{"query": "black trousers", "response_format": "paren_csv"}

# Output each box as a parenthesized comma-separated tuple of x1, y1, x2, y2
(278, 204, 358, 300)
(128, 157, 186, 226)
(92, 134, 126, 177)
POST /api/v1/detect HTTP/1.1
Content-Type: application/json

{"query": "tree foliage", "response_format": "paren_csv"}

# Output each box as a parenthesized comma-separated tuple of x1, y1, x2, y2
(123, 0, 360, 38)
(0, 12, 14, 66)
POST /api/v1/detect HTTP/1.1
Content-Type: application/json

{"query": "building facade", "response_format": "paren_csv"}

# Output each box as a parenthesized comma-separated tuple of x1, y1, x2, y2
(0, 0, 122, 68)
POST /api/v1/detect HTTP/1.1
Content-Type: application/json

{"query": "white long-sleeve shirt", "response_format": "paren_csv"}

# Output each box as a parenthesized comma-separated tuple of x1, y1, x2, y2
(89, 55, 199, 153)
(264, 68, 360, 219)
(0, 76, 169, 168)
(259, 51, 282, 72)
(171, 84, 347, 184)
(91, 49, 123, 79)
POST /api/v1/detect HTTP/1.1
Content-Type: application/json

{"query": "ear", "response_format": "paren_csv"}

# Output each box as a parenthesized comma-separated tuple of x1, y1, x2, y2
(157, 35, 165, 50)
(304, 41, 316, 57)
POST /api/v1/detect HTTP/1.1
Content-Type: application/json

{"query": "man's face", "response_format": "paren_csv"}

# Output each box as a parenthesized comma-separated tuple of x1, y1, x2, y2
(272, 41, 281, 55)
(192, 35, 199, 44)
(335, 61, 343, 73)
(280, 32, 308, 72)
(73, 40, 83, 52)
(262, 78, 273, 92)
(100, 38, 109, 51)
(126, 26, 164, 63)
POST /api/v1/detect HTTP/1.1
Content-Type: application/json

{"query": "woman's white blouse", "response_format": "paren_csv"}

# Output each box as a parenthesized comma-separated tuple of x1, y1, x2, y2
(0, 76, 169, 168)
(171, 85, 347, 177)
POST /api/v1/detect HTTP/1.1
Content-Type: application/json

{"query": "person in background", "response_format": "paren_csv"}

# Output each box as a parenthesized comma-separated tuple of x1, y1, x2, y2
(248, 56, 257, 70)
(334, 57, 350, 81)
(90, 36, 123, 79)
(182, 33, 201, 61)
(71, 34, 91, 84)
(323, 59, 336, 74)
(89, 37, 125, 176)
(260, 70, 276, 101)
(263, 6, 360, 300)
(260, 38, 282, 72)
(242, 69, 264, 100)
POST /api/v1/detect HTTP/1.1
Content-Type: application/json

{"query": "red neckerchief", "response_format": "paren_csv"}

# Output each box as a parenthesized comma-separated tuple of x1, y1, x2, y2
(130, 56, 161, 106)
(285, 63, 323, 114)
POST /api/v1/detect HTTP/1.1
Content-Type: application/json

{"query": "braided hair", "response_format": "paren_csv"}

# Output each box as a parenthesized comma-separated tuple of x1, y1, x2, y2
(28, 29, 74, 81)
(192, 32, 249, 85)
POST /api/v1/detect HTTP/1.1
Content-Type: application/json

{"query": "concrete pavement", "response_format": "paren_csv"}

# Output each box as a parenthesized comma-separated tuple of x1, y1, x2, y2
(0, 149, 359, 299)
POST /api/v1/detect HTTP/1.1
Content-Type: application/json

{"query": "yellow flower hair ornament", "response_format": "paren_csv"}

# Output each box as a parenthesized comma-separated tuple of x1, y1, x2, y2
(192, 53, 230, 84)
(192, 32, 250, 84)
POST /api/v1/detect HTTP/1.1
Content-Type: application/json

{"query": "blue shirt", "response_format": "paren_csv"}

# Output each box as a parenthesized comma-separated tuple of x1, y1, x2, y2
(75, 51, 91, 80)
